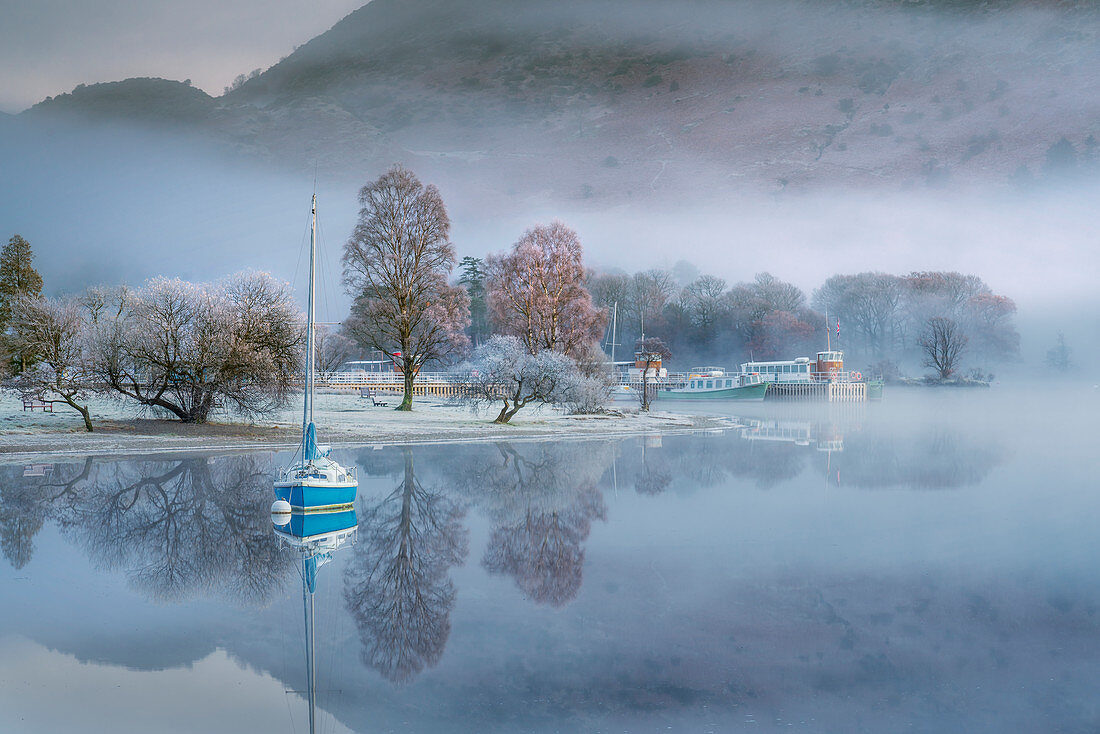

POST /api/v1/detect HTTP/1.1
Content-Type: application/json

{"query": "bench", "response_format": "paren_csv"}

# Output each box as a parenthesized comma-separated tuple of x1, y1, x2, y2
(22, 398, 52, 412)
(361, 388, 389, 407)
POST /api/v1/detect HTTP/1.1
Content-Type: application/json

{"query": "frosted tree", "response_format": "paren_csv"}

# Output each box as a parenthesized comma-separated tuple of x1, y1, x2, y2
(8, 296, 97, 431)
(88, 272, 301, 423)
(459, 335, 584, 424)
(486, 221, 605, 360)
(343, 165, 470, 410)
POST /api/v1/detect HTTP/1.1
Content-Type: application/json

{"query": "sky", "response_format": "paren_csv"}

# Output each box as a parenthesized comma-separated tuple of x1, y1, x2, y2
(0, 0, 366, 113)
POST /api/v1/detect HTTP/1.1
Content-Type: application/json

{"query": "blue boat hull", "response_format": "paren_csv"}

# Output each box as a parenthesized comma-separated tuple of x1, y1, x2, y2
(274, 482, 358, 510)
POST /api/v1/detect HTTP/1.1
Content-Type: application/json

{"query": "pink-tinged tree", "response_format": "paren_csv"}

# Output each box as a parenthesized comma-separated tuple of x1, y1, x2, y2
(343, 166, 470, 411)
(486, 221, 605, 360)
(963, 293, 1019, 361)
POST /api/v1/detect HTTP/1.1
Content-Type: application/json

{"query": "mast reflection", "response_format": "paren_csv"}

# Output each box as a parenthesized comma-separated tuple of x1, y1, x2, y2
(272, 507, 357, 734)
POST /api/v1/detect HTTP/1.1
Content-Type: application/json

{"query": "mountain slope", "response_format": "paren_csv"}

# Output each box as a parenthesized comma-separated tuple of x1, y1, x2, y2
(17, 0, 1100, 200)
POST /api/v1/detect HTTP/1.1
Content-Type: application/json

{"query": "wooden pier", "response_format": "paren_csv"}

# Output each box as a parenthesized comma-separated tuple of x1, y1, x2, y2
(313, 372, 466, 398)
(765, 381, 866, 402)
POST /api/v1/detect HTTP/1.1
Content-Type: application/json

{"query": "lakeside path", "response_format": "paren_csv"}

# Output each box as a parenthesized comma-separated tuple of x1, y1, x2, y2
(1, 391, 735, 461)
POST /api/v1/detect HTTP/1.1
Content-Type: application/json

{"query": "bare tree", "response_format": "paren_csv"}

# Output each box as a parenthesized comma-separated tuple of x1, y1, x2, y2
(628, 269, 675, 338)
(8, 296, 96, 431)
(634, 336, 671, 412)
(812, 272, 902, 358)
(486, 220, 605, 360)
(342, 165, 470, 411)
(88, 272, 302, 423)
(459, 335, 582, 424)
(683, 274, 727, 346)
(314, 324, 356, 374)
(919, 317, 967, 379)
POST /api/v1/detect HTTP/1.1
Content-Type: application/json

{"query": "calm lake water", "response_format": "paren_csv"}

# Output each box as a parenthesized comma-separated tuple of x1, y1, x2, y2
(2, 386, 1098, 733)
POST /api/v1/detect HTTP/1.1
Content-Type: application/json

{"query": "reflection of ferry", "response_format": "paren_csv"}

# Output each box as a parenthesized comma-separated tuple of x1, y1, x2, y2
(661, 367, 769, 401)
(740, 418, 844, 452)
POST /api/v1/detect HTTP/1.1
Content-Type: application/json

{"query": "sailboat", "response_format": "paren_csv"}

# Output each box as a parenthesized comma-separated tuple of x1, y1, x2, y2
(272, 507, 358, 734)
(274, 194, 358, 511)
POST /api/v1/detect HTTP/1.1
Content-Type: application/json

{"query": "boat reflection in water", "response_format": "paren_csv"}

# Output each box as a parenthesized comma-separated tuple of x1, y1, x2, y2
(272, 505, 357, 734)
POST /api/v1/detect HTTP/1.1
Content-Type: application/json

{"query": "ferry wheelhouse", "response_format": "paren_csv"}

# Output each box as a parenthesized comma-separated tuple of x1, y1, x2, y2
(739, 351, 854, 383)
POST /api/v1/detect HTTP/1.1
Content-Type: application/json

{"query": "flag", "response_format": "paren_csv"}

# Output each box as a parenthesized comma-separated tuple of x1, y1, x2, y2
(835, 318, 840, 338)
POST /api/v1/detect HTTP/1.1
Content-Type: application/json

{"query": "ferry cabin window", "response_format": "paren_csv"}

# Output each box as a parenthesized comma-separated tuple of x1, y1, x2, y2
(726, 379, 732, 387)
(690, 380, 695, 389)
(706, 380, 713, 388)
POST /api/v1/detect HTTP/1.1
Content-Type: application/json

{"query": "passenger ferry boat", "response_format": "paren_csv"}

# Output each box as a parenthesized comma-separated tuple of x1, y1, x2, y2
(661, 367, 769, 401)
(738, 350, 877, 402)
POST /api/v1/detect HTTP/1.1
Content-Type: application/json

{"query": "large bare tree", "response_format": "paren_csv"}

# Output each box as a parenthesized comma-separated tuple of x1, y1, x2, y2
(919, 317, 968, 379)
(343, 165, 470, 411)
(88, 272, 301, 423)
(486, 220, 605, 360)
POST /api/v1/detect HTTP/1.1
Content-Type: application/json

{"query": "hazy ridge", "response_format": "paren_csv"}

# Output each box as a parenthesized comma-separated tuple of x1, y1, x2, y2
(18, 0, 1100, 200)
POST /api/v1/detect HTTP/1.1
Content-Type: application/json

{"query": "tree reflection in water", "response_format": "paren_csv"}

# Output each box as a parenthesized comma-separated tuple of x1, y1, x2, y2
(344, 448, 468, 684)
(0, 458, 92, 569)
(0, 455, 293, 603)
(452, 441, 612, 607)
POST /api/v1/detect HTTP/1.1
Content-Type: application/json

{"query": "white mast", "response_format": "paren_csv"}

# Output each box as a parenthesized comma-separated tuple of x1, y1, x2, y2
(610, 302, 618, 364)
(302, 194, 317, 458)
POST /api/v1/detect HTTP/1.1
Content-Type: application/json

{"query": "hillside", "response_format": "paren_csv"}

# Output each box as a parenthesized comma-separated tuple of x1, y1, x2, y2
(14, 0, 1100, 202)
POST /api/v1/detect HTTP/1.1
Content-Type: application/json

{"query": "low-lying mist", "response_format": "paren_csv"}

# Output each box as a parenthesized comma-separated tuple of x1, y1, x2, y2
(2, 112, 1097, 374)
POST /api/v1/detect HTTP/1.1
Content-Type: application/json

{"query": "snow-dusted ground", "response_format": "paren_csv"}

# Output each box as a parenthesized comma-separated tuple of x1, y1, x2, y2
(0, 390, 731, 460)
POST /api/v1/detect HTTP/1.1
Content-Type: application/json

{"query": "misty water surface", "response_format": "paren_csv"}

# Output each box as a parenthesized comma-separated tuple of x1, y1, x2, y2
(1, 386, 1097, 732)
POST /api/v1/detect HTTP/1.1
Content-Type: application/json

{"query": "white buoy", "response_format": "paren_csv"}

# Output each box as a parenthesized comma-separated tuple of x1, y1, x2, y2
(271, 499, 292, 525)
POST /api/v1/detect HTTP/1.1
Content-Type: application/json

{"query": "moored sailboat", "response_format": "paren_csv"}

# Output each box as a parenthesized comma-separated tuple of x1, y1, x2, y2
(274, 195, 358, 510)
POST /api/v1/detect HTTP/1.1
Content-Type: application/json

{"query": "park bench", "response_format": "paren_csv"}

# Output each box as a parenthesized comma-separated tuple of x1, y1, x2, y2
(22, 398, 52, 412)
(361, 388, 389, 407)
